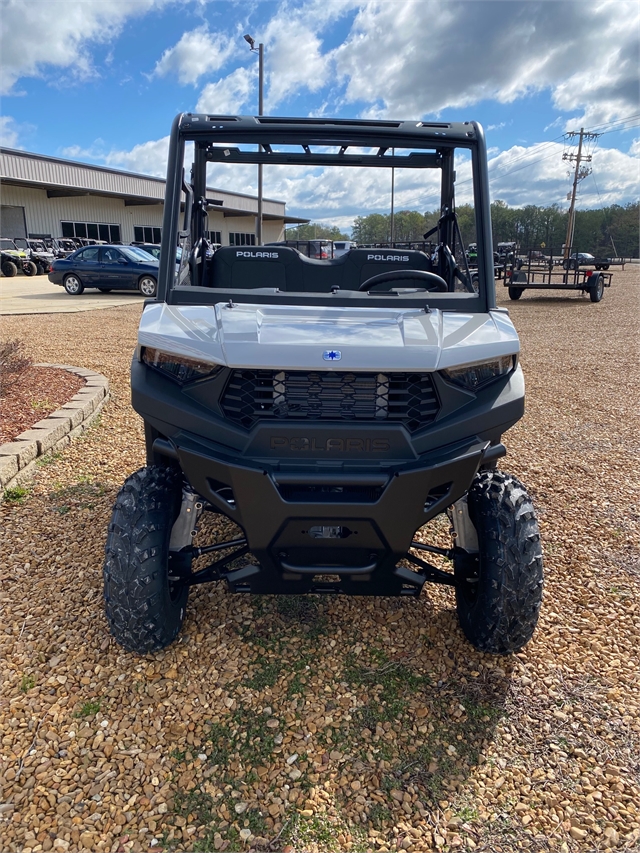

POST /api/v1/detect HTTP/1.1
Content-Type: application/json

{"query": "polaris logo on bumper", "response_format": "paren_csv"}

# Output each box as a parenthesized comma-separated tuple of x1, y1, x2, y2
(323, 350, 341, 361)
(270, 437, 390, 452)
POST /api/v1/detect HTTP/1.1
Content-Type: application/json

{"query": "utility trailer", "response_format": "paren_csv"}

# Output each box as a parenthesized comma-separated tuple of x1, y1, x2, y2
(505, 249, 613, 302)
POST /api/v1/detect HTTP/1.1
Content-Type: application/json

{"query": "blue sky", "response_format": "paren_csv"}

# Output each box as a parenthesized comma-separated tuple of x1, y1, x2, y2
(2, 0, 639, 230)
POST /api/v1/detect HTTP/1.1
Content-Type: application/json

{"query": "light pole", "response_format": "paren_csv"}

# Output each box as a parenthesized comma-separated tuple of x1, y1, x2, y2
(244, 34, 263, 245)
(390, 147, 395, 245)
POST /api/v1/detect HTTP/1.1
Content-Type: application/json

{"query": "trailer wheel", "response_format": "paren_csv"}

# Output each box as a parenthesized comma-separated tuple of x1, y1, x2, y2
(103, 465, 190, 654)
(2, 261, 17, 277)
(454, 470, 543, 654)
(589, 274, 604, 303)
(508, 287, 524, 300)
(23, 261, 38, 277)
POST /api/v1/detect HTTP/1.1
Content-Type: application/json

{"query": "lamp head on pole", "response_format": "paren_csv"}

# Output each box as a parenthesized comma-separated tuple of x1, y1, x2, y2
(244, 33, 256, 49)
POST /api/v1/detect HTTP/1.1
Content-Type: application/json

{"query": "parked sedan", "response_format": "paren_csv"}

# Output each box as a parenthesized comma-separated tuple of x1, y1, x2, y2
(563, 252, 595, 270)
(131, 243, 184, 265)
(48, 245, 159, 296)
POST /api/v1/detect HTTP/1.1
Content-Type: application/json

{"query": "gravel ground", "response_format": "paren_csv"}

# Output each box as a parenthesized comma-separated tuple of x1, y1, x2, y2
(1, 270, 639, 853)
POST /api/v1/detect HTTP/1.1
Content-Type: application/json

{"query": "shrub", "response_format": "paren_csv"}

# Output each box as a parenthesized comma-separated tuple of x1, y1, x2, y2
(0, 339, 32, 396)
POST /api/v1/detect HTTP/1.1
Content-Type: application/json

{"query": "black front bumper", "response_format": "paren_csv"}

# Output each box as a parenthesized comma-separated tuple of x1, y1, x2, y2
(155, 432, 498, 595)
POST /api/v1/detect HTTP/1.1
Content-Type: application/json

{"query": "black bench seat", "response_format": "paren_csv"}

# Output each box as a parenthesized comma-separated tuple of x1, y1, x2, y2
(209, 246, 433, 292)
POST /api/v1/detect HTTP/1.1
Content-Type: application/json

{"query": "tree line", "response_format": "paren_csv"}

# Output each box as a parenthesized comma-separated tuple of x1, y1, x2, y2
(290, 202, 639, 258)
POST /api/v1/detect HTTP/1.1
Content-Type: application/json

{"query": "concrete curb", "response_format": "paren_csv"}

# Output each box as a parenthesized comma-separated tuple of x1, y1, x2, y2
(0, 364, 110, 496)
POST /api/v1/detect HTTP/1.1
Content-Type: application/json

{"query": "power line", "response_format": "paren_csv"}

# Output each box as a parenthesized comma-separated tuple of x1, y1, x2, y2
(454, 112, 640, 189)
(583, 112, 640, 133)
(599, 121, 640, 136)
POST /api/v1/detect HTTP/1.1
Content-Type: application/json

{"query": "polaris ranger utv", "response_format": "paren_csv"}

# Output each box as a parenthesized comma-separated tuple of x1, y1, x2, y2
(104, 114, 543, 656)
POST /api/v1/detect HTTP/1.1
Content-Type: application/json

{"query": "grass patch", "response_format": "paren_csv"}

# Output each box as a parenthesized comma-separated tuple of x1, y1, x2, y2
(369, 802, 392, 830)
(282, 812, 341, 851)
(457, 804, 478, 821)
(30, 397, 55, 410)
(76, 412, 103, 440)
(204, 709, 278, 767)
(37, 450, 63, 467)
(169, 747, 187, 763)
(276, 595, 326, 636)
(20, 674, 35, 692)
(173, 787, 218, 826)
(231, 707, 277, 764)
(171, 783, 268, 852)
(345, 654, 431, 732)
(75, 700, 101, 718)
(205, 722, 233, 766)
(355, 697, 407, 729)
(245, 660, 282, 691)
(283, 811, 367, 852)
(50, 479, 106, 511)
(286, 652, 314, 698)
(3, 485, 30, 504)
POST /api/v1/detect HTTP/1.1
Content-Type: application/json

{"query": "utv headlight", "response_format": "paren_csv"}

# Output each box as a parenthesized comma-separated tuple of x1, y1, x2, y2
(441, 355, 515, 391)
(141, 347, 221, 384)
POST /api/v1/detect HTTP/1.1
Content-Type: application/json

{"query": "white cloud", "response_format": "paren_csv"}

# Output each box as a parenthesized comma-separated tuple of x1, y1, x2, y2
(262, 15, 331, 109)
(200, 0, 357, 113)
(196, 67, 255, 114)
(330, 0, 639, 125)
(104, 136, 172, 177)
(59, 135, 173, 179)
(151, 26, 235, 85)
(0, 0, 176, 95)
(0, 116, 22, 148)
(486, 141, 640, 208)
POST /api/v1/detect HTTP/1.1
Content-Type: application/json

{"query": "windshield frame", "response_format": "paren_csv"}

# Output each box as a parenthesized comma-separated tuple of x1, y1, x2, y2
(157, 114, 495, 312)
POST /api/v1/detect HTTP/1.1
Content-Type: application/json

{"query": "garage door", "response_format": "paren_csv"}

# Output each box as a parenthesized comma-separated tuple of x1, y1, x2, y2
(1, 205, 27, 239)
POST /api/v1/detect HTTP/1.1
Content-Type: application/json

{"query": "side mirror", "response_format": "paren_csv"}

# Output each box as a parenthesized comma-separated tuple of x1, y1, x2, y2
(117, 257, 128, 264)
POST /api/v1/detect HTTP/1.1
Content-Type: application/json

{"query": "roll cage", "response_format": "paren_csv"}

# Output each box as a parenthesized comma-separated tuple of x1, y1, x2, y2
(157, 114, 496, 312)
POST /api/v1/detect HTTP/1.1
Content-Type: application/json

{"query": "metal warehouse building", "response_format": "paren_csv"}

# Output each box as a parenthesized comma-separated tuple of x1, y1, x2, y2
(0, 147, 305, 247)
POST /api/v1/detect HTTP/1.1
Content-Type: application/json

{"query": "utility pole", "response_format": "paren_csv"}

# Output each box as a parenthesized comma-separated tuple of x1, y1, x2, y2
(562, 128, 599, 259)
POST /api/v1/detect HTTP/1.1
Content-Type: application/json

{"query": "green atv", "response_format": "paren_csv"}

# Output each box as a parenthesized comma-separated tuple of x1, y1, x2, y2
(0, 238, 37, 277)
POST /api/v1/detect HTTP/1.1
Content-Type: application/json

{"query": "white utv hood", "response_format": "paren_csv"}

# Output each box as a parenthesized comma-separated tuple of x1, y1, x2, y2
(138, 303, 519, 371)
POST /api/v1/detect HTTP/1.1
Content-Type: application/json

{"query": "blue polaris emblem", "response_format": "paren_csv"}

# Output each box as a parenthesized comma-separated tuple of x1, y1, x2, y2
(323, 350, 341, 361)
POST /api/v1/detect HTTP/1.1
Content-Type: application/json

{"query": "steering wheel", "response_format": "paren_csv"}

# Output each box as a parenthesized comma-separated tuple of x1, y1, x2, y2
(359, 269, 448, 292)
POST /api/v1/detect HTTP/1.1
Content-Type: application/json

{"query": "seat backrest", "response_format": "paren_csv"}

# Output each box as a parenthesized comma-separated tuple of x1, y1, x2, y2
(341, 249, 433, 289)
(298, 253, 350, 292)
(210, 246, 303, 290)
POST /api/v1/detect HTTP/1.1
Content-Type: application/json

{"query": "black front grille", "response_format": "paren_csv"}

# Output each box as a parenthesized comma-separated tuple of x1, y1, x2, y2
(220, 370, 440, 432)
